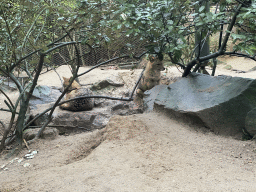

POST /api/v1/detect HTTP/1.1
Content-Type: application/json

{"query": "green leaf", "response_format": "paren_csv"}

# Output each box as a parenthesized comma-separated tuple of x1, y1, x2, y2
(245, 48, 254, 55)
(199, 6, 205, 12)
(167, 20, 173, 25)
(173, 50, 182, 63)
(103, 36, 110, 42)
(126, 29, 134, 35)
(117, 24, 122, 29)
(154, 47, 160, 53)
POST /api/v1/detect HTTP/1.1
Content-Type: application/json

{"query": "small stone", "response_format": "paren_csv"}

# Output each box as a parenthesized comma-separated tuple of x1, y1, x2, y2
(1, 164, 6, 169)
(31, 151, 38, 155)
(18, 158, 23, 163)
(25, 155, 34, 159)
(23, 163, 31, 167)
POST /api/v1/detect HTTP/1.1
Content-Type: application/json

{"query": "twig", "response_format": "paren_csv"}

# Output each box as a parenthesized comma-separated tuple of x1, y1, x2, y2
(211, 57, 217, 76)
(9, 49, 41, 72)
(47, 28, 75, 47)
(33, 30, 83, 139)
(23, 139, 30, 150)
(182, 3, 243, 77)
(129, 68, 145, 99)
(62, 26, 81, 75)
(0, 108, 18, 114)
(58, 95, 133, 106)
(28, 125, 91, 131)
(224, 52, 256, 61)
(0, 120, 6, 134)
(44, 42, 78, 55)
(219, 4, 242, 53)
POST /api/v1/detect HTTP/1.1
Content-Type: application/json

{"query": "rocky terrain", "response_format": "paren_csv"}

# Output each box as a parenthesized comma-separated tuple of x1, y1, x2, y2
(1, 56, 256, 191)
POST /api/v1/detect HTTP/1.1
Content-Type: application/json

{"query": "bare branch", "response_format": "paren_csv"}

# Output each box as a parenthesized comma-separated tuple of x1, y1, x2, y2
(224, 52, 256, 61)
(219, 4, 242, 54)
(167, 53, 186, 69)
(0, 108, 16, 113)
(9, 49, 41, 72)
(15, 52, 45, 146)
(182, 3, 243, 77)
(0, 109, 16, 152)
(0, 87, 14, 110)
(129, 68, 145, 99)
(44, 42, 78, 55)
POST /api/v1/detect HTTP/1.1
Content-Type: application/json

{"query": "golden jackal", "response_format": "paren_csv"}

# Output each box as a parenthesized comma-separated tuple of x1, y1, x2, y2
(60, 77, 94, 111)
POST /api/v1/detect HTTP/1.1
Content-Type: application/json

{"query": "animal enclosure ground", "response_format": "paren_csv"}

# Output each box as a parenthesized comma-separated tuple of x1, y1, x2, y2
(1, 113, 256, 192)
(1, 56, 256, 191)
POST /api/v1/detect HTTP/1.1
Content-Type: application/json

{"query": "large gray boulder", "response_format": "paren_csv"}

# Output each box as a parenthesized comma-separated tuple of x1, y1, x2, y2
(145, 73, 256, 138)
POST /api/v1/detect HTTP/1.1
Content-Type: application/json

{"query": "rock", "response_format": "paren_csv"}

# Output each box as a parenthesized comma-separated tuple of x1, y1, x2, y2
(27, 80, 142, 136)
(111, 101, 143, 115)
(249, 66, 256, 72)
(31, 85, 51, 98)
(145, 72, 256, 138)
(29, 96, 142, 136)
(29, 101, 112, 135)
(52, 110, 95, 134)
(27, 113, 49, 127)
(92, 114, 110, 128)
(29, 86, 62, 109)
(0, 79, 17, 91)
(23, 127, 59, 141)
(144, 85, 167, 112)
(52, 107, 111, 134)
(91, 79, 124, 90)
(50, 100, 143, 134)
(118, 64, 137, 69)
(245, 108, 256, 137)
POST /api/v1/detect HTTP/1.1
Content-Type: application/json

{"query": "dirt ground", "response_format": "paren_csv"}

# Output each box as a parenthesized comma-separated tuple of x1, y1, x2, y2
(1, 56, 256, 192)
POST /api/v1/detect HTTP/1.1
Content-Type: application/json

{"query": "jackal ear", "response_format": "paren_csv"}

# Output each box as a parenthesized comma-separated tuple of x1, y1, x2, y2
(62, 76, 72, 81)
(149, 55, 155, 62)
(157, 53, 163, 61)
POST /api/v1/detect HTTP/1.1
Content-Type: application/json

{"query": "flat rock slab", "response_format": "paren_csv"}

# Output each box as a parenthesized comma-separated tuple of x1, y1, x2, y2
(91, 79, 124, 91)
(146, 73, 256, 137)
(52, 110, 110, 133)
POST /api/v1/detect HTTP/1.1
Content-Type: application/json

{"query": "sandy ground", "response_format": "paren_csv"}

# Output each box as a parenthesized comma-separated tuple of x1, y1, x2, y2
(1, 56, 256, 191)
